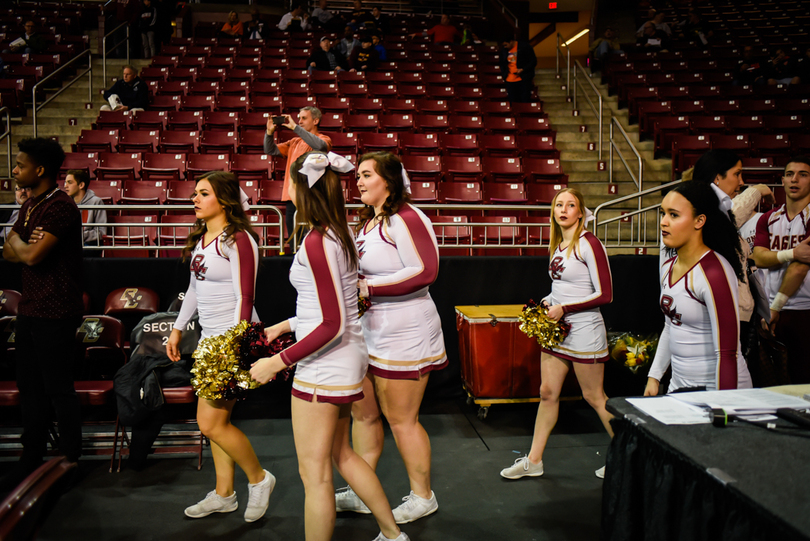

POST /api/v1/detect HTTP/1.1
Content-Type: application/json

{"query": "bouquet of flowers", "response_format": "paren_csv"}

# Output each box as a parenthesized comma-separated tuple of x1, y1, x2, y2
(609, 332, 659, 374)
(358, 296, 372, 317)
(191, 320, 296, 401)
(518, 299, 572, 350)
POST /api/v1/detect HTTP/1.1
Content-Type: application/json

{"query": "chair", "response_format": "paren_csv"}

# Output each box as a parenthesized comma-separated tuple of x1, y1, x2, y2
(438, 181, 482, 203)
(381, 98, 417, 113)
(340, 83, 369, 98)
(327, 132, 359, 155)
(282, 96, 317, 115)
(408, 181, 437, 203)
(181, 95, 216, 112)
(441, 134, 480, 156)
(638, 101, 674, 140)
(358, 132, 399, 153)
(167, 111, 203, 131)
(165, 181, 196, 205)
(442, 156, 483, 182)
(414, 99, 450, 114)
(725, 115, 765, 135)
(400, 133, 439, 155)
(481, 101, 512, 117)
(141, 153, 187, 181)
(118, 131, 160, 154)
(345, 114, 379, 132)
(89, 181, 124, 204)
(187, 154, 231, 177)
(449, 115, 485, 134)
(105, 216, 159, 258)
(236, 131, 266, 154)
(203, 111, 240, 131)
(156, 214, 196, 255)
(653, 116, 690, 158)
(73, 130, 119, 154)
(711, 134, 751, 154)
(159, 131, 200, 154)
(764, 116, 805, 134)
(120, 181, 168, 205)
(229, 154, 271, 181)
(484, 117, 518, 135)
(515, 117, 553, 135)
(156, 80, 188, 96)
(475, 216, 526, 250)
(516, 135, 559, 159)
(750, 134, 792, 159)
(94, 111, 132, 131)
(132, 111, 168, 131)
(317, 97, 352, 113)
(318, 113, 345, 132)
(511, 102, 545, 118)
(241, 180, 261, 205)
(379, 113, 414, 133)
(216, 95, 251, 113)
(484, 182, 527, 203)
(350, 98, 384, 114)
(527, 183, 567, 204)
(251, 81, 281, 97)
(671, 135, 711, 176)
(258, 180, 285, 204)
(96, 152, 143, 181)
(239, 112, 273, 132)
(483, 157, 523, 183)
(251, 96, 283, 114)
(402, 155, 442, 183)
(524, 158, 565, 183)
(103, 287, 160, 337)
(61, 153, 99, 180)
(199, 131, 237, 154)
(0, 290, 21, 317)
(432, 215, 472, 255)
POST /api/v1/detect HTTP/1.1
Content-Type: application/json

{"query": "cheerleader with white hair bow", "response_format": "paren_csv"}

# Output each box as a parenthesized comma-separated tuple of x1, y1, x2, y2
(335, 151, 446, 525)
(250, 151, 410, 541)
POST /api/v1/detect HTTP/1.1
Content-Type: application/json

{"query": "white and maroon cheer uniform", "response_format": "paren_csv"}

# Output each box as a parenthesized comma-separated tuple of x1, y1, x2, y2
(281, 229, 368, 404)
(175, 231, 260, 338)
(542, 231, 612, 363)
(648, 251, 752, 392)
(355, 204, 447, 379)
(753, 203, 810, 310)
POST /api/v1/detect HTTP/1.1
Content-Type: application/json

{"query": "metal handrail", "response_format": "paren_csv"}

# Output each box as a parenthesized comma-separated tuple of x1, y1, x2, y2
(102, 21, 130, 86)
(572, 60, 602, 159)
(488, 0, 519, 30)
(32, 50, 93, 137)
(609, 117, 643, 190)
(0, 107, 11, 177)
(556, 34, 570, 96)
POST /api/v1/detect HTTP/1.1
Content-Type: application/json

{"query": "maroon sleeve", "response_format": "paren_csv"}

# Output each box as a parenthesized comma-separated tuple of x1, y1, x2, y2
(562, 232, 613, 314)
(229, 231, 257, 323)
(280, 231, 344, 366)
(701, 253, 739, 390)
(753, 209, 775, 249)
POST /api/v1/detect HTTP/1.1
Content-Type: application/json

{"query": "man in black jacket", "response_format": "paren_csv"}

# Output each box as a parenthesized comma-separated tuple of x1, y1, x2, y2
(307, 36, 348, 72)
(499, 37, 537, 103)
(101, 65, 149, 112)
(5, 20, 47, 54)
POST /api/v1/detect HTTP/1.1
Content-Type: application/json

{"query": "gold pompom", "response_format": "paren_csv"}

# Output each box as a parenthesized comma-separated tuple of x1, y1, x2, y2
(518, 301, 571, 350)
(191, 320, 262, 401)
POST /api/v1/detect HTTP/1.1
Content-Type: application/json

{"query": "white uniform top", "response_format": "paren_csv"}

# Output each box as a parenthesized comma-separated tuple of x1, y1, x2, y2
(175, 230, 260, 338)
(753, 203, 810, 310)
(649, 251, 752, 392)
(545, 231, 612, 315)
(739, 212, 762, 254)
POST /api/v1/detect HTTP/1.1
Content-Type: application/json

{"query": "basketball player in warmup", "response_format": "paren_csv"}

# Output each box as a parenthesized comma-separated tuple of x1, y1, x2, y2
(646, 181, 753, 395)
(166, 172, 276, 522)
(250, 152, 409, 541)
(500, 187, 614, 481)
(752, 155, 810, 383)
(335, 152, 445, 524)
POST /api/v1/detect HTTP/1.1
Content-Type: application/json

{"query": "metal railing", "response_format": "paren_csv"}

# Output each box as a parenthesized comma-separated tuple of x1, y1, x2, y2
(102, 22, 130, 86)
(32, 50, 93, 138)
(572, 60, 603, 160)
(0, 107, 11, 177)
(556, 34, 570, 97)
(487, 0, 519, 30)
(609, 116, 643, 191)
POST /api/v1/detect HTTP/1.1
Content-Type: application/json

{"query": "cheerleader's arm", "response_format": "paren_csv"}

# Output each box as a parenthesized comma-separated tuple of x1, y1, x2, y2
(561, 232, 613, 314)
(226, 231, 259, 325)
(701, 256, 741, 390)
(173, 274, 198, 332)
(647, 319, 671, 389)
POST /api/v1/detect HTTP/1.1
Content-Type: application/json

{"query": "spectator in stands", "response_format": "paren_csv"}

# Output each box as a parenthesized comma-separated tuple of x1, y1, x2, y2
(636, 21, 668, 52)
(765, 48, 800, 86)
(350, 35, 379, 72)
(368, 6, 389, 35)
(460, 23, 481, 45)
(675, 11, 711, 44)
(278, 3, 311, 32)
(263, 107, 332, 250)
(349, 0, 374, 30)
(139, 0, 158, 59)
(0, 184, 31, 244)
(307, 36, 348, 72)
(311, 0, 336, 30)
(63, 170, 107, 248)
(590, 28, 623, 63)
(636, 11, 671, 37)
(100, 65, 149, 112)
(734, 45, 766, 86)
(499, 36, 537, 103)
(5, 20, 46, 54)
(3, 137, 83, 479)
(417, 14, 461, 44)
(244, 7, 269, 41)
(336, 26, 361, 58)
(371, 34, 387, 61)
(220, 11, 243, 38)
(752, 156, 810, 384)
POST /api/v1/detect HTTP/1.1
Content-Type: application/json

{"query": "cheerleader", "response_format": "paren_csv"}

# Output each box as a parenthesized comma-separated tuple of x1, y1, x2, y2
(500, 188, 614, 481)
(250, 152, 408, 541)
(166, 171, 276, 522)
(645, 181, 753, 395)
(335, 152, 445, 524)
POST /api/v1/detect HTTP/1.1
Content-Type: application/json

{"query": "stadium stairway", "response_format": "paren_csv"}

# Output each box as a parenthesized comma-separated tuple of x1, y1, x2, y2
(537, 67, 671, 252)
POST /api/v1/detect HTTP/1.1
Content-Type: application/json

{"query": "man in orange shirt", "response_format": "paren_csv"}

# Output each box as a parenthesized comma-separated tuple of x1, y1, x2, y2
(263, 107, 332, 250)
(499, 37, 537, 103)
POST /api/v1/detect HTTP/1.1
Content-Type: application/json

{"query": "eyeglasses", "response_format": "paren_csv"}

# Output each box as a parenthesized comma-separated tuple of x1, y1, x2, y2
(783, 171, 810, 180)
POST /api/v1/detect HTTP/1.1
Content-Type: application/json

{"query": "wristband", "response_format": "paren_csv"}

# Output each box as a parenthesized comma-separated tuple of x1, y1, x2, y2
(770, 292, 789, 312)
(777, 249, 795, 264)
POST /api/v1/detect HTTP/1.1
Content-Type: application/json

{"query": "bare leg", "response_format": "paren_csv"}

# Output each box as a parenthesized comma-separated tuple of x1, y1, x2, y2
(197, 398, 265, 498)
(376, 374, 432, 498)
(350, 374, 384, 470)
(571, 362, 614, 438)
(332, 403, 401, 540)
(527, 353, 570, 464)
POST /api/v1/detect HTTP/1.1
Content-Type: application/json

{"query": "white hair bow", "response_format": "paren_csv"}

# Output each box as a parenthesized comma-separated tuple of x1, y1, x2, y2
(239, 188, 251, 211)
(298, 152, 355, 187)
(584, 207, 595, 224)
(401, 165, 412, 194)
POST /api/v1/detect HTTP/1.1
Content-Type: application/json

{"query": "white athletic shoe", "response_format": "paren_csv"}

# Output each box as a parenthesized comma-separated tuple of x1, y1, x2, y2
(335, 485, 371, 514)
(392, 490, 438, 524)
(595, 466, 606, 479)
(184, 490, 238, 518)
(500, 456, 544, 479)
(245, 469, 276, 522)
(372, 531, 411, 541)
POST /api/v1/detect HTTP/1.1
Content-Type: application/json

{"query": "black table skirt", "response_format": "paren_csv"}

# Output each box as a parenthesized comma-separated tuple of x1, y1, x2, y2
(601, 398, 810, 541)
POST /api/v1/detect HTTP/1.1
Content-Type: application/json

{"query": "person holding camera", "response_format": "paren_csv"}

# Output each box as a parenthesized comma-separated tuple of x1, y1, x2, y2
(263, 107, 332, 250)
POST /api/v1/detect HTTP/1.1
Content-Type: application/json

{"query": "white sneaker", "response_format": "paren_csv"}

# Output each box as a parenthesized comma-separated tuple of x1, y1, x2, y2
(245, 469, 276, 522)
(335, 485, 371, 514)
(392, 490, 438, 524)
(184, 490, 238, 518)
(595, 466, 606, 479)
(372, 531, 411, 541)
(500, 456, 544, 480)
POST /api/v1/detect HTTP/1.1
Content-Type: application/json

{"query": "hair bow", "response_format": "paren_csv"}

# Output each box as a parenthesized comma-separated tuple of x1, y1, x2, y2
(299, 152, 355, 187)
(239, 187, 251, 211)
(400, 165, 412, 194)
(584, 207, 595, 224)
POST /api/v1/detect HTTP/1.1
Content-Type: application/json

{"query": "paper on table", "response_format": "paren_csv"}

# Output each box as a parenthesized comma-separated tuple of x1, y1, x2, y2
(626, 397, 711, 425)
(671, 388, 810, 414)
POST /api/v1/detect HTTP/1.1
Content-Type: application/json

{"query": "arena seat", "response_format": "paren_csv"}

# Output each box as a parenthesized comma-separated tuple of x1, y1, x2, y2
(408, 181, 437, 203)
(187, 154, 230, 177)
(199, 131, 237, 154)
(350, 98, 384, 114)
(0, 290, 21, 317)
(61, 152, 99, 180)
(120, 181, 168, 205)
(90, 181, 123, 205)
(96, 153, 143, 181)
(402, 155, 442, 183)
(258, 180, 285, 204)
(215, 95, 250, 113)
(180, 94, 216, 112)
(317, 97, 351, 114)
(132, 111, 168, 131)
(358, 132, 399, 153)
(381, 98, 416, 113)
(415, 99, 450, 114)
(400, 133, 439, 155)
(483, 157, 523, 183)
(167, 111, 203, 131)
(438, 181, 482, 203)
(74, 129, 119, 154)
(156, 80, 188, 96)
(159, 131, 200, 154)
(231, 154, 273, 181)
(94, 111, 132, 131)
(516, 135, 559, 159)
(449, 115, 484, 134)
(118, 131, 159, 154)
(105, 216, 159, 257)
(527, 183, 567, 205)
(141, 153, 187, 181)
(484, 182, 527, 203)
(345, 114, 380, 133)
(156, 214, 196, 256)
(379, 113, 414, 132)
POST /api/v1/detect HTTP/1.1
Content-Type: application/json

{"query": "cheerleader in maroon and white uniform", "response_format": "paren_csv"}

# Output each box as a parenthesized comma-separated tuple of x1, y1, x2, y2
(166, 172, 275, 522)
(335, 152, 445, 525)
(500, 188, 614, 481)
(645, 181, 752, 396)
(250, 152, 408, 541)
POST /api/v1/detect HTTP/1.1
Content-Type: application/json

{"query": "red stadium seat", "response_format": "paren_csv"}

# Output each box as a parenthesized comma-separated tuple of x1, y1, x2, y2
(511, 102, 545, 117)
(167, 111, 204, 131)
(440, 134, 479, 156)
(327, 132, 359, 155)
(689, 115, 726, 135)
(132, 110, 168, 130)
(258, 180, 285, 204)
(237, 131, 267, 154)
(94, 111, 132, 131)
(118, 131, 159, 154)
(725, 115, 765, 135)
(400, 133, 439, 155)
(141, 153, 187, 181)
(455, 87, 484, 101)
(96, 152, 142, 181)
(438, 181, 482, 203)
(73, 129, 118, 154)
(432, 215, 472, 253)
(402, 155, 442, 183)
(165, 182, 196, 205)
(61, 152, 99, 180)
(764, 116, 805, 134)
(711, 134, 750, 154)
(382, 98, 417, 113)
(479, 135, 518, 157)
(345, 114, 379, 132)
(449, 101, 482, 116)
(159, 131, 199, 154)
(251, 81, 280, 97)
(653, 116, 690, 158)
(484, 117, 518, 135)
(414, 114, 449, 133)
(200, 131, 237, 154)
(442, 156, 483, 182)
(365, 71, 395, 84)
(515, 117, 552, 135)
(166, 67, 198, 83)
(240, 112, 274, 132)
(483, 157, 523, 183)
(220, 81, 252, 96)
(203, 111, 239, 131)
(672, 135, 711, 177)
(156, 214, 196, 255)
(90, 180, 123, 204)
(524, 158, 565, 183)
(231, 154, 273, 181)
(397, 84, 428, 99)
(180, 95, 215, 112)
(750, 134, 792, 159)
(481, 101, 512, 117)
(358, 132, 399, 153)
(516, 135, 559, 159)
(282, 96, 317, 115)
(408, 181, 437, 203)
(340, 83, 369, 97)
(317, 97, 351, 113)
(216, 95, 251, 112)
(251, 96, 283, 113)
(414, 99, 449, 114)
(484, 182, 527, 203)
(449, 115, 485, 134)
(186, 154, 230, 177)
(476, 216, 526, 248)
(155, 80, 188, 96)
(379, 113, 414, 132)
(120, 181, 167, 205)
(310, 83, 340, 97)
(350, 98, 384, 114)
(527, 183, 567, 204)
(318, 113, 345, 132)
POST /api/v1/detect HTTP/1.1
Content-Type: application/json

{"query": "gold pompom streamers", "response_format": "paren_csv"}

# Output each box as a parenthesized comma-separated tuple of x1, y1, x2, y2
(191, 320, 262, 401)
(518, 301, 571, 350)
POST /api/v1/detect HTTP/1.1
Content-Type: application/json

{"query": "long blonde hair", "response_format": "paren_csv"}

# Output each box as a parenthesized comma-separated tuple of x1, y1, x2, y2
(549, 187, 587, 259)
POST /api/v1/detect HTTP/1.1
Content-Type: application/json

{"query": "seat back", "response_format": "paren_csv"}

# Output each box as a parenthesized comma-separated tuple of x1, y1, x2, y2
(0, 290, 22, 317)
(76, 315, 127, 380)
